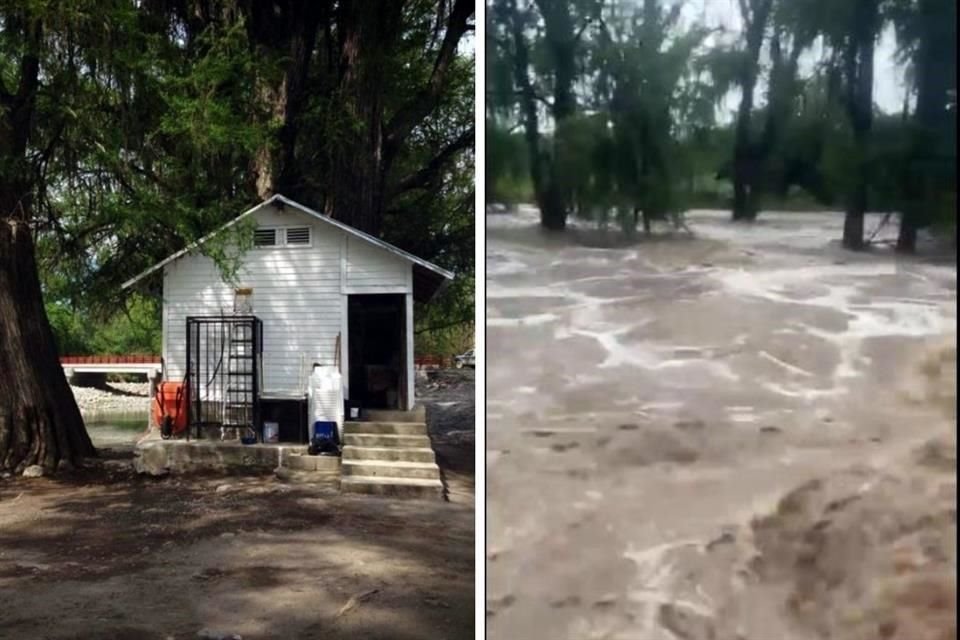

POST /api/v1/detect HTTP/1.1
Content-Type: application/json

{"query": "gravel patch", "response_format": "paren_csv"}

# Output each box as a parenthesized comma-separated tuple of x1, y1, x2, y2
(417, 368, 475, 474)
(69, 382, 150, 417)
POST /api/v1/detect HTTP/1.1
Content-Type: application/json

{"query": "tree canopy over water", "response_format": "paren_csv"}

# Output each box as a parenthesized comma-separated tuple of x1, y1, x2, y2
(487, 0, 956, 252)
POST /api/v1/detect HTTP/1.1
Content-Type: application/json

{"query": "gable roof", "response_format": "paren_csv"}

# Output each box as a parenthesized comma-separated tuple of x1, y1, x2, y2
(121, 194, 454, 302)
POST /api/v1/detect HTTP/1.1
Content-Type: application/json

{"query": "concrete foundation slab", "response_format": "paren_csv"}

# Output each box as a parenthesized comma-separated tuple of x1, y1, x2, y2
(133, 438, 308, 476)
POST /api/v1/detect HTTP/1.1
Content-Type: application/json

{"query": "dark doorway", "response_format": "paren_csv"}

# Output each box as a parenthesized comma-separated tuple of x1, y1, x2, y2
(347, 294, 406, 410)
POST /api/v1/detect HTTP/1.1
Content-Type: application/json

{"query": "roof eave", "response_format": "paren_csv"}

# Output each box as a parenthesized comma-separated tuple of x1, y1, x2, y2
(121, 195, 282, 290)
(121, 194, 454, 291)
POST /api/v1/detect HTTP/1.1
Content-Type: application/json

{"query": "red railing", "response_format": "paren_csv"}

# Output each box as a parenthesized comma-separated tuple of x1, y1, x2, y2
(65, 354, 447, 367)
(61, 355, 161, 365)
(415, 355, 451, 368)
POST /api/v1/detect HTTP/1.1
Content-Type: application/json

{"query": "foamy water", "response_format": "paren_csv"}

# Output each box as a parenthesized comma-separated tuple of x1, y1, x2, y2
(488, 207, 956, 404)
(486, 206, 956, 640)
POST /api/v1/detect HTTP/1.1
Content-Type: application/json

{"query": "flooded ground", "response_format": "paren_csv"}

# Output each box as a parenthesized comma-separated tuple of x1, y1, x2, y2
(486, 207, 956, 639)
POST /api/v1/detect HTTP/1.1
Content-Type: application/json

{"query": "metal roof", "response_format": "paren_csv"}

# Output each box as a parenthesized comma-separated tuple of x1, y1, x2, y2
(121, 194, 455, 301)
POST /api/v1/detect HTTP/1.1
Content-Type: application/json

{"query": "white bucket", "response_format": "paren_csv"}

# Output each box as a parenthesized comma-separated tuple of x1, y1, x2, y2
(263, 422, 279, 443)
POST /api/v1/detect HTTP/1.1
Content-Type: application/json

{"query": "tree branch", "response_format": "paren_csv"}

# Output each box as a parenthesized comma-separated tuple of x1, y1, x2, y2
(487, 88, 553, 109)
(415, 314, 473, 335)
(737, 0, 752, 31)
(391, 126, 474, 197)
(4, 17, 43, 158)
(572, 16, 594, 44)
(0, 79, 11, 107)
(385, 0, 474, 152)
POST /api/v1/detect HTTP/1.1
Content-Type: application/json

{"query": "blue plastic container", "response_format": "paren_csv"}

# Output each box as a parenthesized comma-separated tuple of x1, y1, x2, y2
(313, 421, 337, 441)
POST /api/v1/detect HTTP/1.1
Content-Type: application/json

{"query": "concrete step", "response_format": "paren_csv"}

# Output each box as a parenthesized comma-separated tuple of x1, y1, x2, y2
(340, 475, 444, 499)
(341, 459, 441, 480)
(342, 445, 435, 463)
(342, 433, 431, 448)
(363, 407, 425, 423)
(344, 421, 427, 436)
(280, 452, 341, 472)
(274, 466, 340, 487)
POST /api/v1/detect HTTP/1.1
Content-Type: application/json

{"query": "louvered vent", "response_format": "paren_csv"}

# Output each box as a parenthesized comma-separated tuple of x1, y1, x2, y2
(253, 228, 277, 247)
(285, 226, 311, 245)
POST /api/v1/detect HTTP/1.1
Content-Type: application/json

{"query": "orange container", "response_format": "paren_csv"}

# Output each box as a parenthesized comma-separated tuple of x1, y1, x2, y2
(153, 381, 189, 433)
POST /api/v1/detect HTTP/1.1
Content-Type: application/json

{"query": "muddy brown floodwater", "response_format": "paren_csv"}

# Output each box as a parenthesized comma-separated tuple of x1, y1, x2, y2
(486, 208, 956, 640)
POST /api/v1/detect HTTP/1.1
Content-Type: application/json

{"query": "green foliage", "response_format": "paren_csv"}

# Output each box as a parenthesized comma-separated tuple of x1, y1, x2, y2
(493, 173, 535, 204)
(485, 0, 954, 247)
(594, 0, 714, 224)
(415, 274, 475, 356)
(488, 0, 728, 230)
(157, 20, 268, 157)
(486, 121, 530, 202)
(15, 0, 474, 357)
(46, 295, 161, 356)
(415, 322, 474, 358)
(553, 113, 619, 214)
(88, 296, 162, 355)
(46, 302, 93, 356)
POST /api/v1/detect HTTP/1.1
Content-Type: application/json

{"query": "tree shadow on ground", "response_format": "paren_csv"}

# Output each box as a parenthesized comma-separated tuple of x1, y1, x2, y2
(0, 464, 474, 640)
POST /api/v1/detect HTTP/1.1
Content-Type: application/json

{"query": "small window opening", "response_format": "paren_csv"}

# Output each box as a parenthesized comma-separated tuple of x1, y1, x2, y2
(285, 227, 311, 245)
(254, 228, 277, 247)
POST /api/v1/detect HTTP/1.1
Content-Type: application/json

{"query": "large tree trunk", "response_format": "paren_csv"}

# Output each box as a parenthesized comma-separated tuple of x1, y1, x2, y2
(842, 0, 878, 251)
(323, 0, 404, 236)
(842, 175, 867, 249)
(895, 214, 918, 253)
(759, 29, 811, 194)
(538, 186, 568, 231)
(535, 0, 580, 231)
(731, 0, 772, 222)
(0, 209, 95, 472)
(897, 0, 956, 253)
(507, 0, 562, 229)
(243, 0, 325, 200)
(0, 12, 95, 472)
(329, 108, 388, 237)
(325, 0, 471, 235)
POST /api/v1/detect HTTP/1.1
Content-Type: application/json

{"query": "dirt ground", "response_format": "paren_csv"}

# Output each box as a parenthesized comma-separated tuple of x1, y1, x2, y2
(0, 372, 475, 640)
(486, 207, 956, 640)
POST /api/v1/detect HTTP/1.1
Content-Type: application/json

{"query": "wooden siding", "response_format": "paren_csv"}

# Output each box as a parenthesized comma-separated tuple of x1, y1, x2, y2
(345, 235, 409, 291)
(162, 203, 413, 396)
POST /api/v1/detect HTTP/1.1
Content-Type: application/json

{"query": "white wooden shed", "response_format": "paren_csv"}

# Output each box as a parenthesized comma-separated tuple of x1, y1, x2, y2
(123, 194, 454, 414)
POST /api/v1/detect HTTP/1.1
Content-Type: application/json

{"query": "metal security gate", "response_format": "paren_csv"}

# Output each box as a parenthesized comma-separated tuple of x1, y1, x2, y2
(186, 316, 262, 439)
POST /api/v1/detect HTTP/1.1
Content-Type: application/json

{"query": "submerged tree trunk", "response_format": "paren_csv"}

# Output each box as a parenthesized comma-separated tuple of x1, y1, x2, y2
(842, 167, 867, 249)
(536, 0, 580, 231)
(508, 0, 562, 229)
(842, 0, 878, 251)
(896, 215, 918, 252)
(731, 0, 773, 222)
(538, 187, 568, 230)
(759, 29, 813, 196)
(0, 209, 95, 472)
(897, 0, 956, 253)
